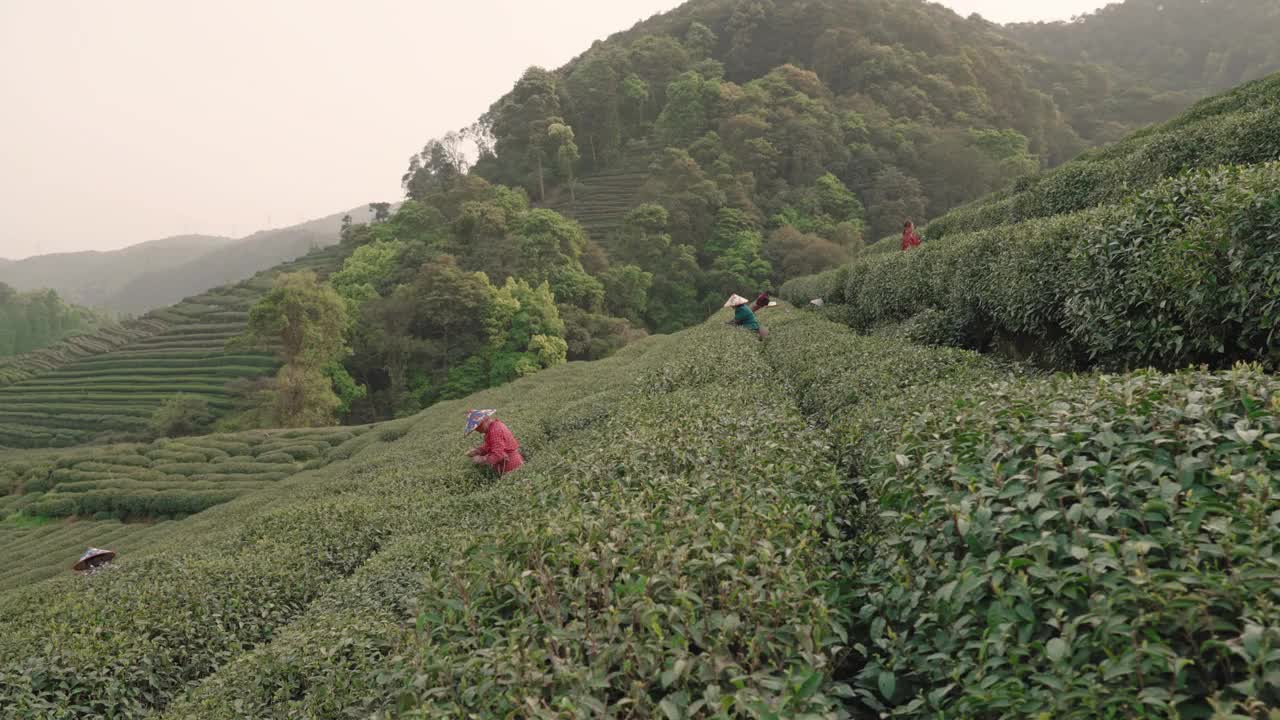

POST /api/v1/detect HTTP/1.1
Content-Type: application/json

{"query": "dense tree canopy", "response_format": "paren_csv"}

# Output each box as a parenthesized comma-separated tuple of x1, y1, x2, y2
(276, 0, 1280, 429)
(0, 283, 102, 358)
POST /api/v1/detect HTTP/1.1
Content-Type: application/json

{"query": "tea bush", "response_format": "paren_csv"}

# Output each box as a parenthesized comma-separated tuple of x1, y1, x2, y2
(817, 163, 1280, 371)
(1, 312, 863, 718)
(767, 310, 1280, 718)
(2, 303, 1278, 718)
(783, 72, 1280, 373)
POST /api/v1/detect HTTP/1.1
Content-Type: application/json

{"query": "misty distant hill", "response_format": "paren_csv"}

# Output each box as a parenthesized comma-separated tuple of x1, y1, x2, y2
(0, 235, 235, 310)
(0, 206, 379, 314)
(97, 206, 381, 314)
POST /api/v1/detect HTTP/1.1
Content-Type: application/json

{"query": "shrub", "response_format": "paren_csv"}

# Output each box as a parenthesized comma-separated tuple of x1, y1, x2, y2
(848, 365, 1280, 717)
(149, 395, 214, 439)
(1063, 164, 1280, 370)
(765, 310, 1280, 718)
(813, 163, 1280, 372)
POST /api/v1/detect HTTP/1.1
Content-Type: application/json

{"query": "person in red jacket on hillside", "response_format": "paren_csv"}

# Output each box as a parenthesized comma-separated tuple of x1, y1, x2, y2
(465, 409, 524, 476)
(751, 290, 774, 313)
(901, 220, 922, 251)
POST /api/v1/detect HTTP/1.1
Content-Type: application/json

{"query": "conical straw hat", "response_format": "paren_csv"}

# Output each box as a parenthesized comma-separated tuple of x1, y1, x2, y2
(724, 294, 749, 308)
(72, 547, 116, 572)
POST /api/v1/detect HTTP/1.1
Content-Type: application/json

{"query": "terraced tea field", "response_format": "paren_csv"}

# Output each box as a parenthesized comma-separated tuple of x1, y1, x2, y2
(1, 306, 1274, 718)
(0, 421, 391, 591)
(0, 243, 352, 449)
(543, 141, 659, 244)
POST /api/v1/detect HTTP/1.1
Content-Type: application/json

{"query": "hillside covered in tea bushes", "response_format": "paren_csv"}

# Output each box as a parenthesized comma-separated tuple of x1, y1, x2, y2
(782, 70, 1280, 372)
(0, 304, 1276, 718)
(0, 243, 352, 448)
(9, 0, 1278, 444)
(0, 421, 394, 591)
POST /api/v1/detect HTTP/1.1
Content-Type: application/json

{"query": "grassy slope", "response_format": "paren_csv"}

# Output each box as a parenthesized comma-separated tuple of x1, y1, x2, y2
(0, 243, 352, 448)
(1, 306, 1276, 717)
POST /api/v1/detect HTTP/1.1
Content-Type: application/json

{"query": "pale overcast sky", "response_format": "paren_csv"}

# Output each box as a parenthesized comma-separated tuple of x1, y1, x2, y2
(0, 0, 1108, 260)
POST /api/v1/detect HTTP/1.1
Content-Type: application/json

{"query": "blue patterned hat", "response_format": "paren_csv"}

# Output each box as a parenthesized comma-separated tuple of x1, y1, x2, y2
(465, 409, 497, 435)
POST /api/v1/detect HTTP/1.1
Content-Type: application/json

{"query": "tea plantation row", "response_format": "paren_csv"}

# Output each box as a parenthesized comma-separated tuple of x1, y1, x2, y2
(0, 243, 351, 449)
(0, 423, 389, 590)
(762, 309, 1280, 717)
(1, 308, 1274, 717)
(783, 72, 1280, 373)
(0, 316, 853, 717)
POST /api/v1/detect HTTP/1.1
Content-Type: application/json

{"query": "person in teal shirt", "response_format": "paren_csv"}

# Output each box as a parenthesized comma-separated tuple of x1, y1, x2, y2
(727, 295, 768, 340)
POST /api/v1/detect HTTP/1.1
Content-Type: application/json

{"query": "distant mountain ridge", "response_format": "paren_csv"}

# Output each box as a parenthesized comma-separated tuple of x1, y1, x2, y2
(0, 235, 235, 310)
(0, 206, 379, 314)
(97, 206, 381, 314)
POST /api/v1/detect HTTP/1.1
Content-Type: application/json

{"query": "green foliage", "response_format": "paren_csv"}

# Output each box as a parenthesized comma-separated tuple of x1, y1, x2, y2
(816, 163, 1280, 372)
(765, 226, 850, 287)
(1064, 164, 1280, 370)
(0, 285, 103, 358)
(235, 271, 349, 368)
(558, 304, 646, 362)
(600, 264, 653, 324)
(148, 395, 213, 439)
(325, 362, 367, 417)
(764, 309, 1280, 718)
(785, 72, 1280, 373)
(232, 271, 351, 427)
(3, 304, 1279, 717)
(655, 70, 720, 147)
(700, 208, 771, 305)
(925, 72, 1280, 242)
(329, 239, 405, 312)
(1008, 0, 1280, 98)
(528, 334, 567, 369)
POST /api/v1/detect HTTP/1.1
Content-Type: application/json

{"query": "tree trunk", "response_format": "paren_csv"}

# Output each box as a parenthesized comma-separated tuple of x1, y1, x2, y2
(536, 155, 546, 202)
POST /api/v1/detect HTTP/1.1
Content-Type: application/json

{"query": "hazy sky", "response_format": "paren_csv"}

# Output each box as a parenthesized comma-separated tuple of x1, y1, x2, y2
(0, 0, 1108, 260)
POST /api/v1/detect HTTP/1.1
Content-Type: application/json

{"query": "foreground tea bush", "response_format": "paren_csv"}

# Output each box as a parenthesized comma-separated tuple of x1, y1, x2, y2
(161, 320, 854, 718)
(2, 315, 856, 718)
(768, 311, 1280, 718)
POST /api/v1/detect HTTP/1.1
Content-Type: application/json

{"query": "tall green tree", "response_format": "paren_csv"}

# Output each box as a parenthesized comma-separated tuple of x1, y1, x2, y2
(489, 67, 563, 201)
(565, 51, 624, 168)
(547, 123, 581, 202)
(233, 271, 351, 427)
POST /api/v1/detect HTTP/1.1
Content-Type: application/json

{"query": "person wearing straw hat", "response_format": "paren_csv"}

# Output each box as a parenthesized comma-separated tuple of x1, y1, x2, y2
(72, 547, 116, 574)
(725, 294, 768, 341)
(465, 409, 524, 476)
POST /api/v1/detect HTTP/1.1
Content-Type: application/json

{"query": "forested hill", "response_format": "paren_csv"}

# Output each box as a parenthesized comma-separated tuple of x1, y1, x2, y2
(1006, 0, 1280, 97)
(97, 205, 381, 314)
(458, 0, 1249, 250)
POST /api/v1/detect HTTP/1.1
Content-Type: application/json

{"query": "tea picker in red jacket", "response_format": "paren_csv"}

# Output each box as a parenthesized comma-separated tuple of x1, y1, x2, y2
(751, 290, 776, 313)
(466, 409, 524, 476)
(901, 220, 922, 251)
